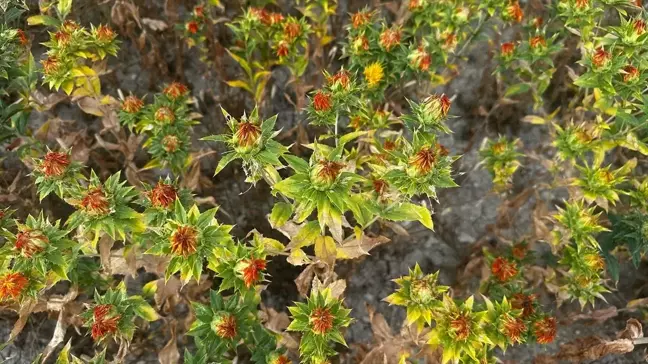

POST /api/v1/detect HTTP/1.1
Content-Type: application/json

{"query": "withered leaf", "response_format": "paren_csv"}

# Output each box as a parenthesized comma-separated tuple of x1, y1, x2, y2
(366, 304, 393, 342)
(294, 264, 315, 298)
(337, 235, 390, 259)
(158, 322, 180, 364)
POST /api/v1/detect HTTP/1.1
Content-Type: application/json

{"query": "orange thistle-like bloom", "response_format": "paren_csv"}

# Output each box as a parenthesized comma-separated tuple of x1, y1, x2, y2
(351, 11, 371, 28)
(41, 151, 70, 177)
(379, 28, 401, 51)
(450, 314, 471, 341)
(162, 135, 180, 153)
(249, 7, 266, 21)
(503, 317, 526, 343)
(262, 12, 283, 25)
(512, 293, 536, 318)
(91, 304, 120, 340)
(412, 47, 431, 71)
(530, 35, 546, 49)
(634, 19, 646, 35)
(384, 140, 396, 151)
(443, 32, 457, 51)
(155, 106, 175, 122)
(54, 30, 71, 45)
(212, 314, 238, 339)
(313, 91, 332, 111)
(148, 182, 177, 208)
(583, 252, 605, 271)
(15, 230, 49, 258)
(501, 42, 515, 57)
(506, 1, 524, 23)
(81, 187, 110, 215)
(186, 21, 199, 34)
(410, 146, 436, 175)
(592, 47, 610, 68)
(354, 35, 370, 51)
(373, 179, 389, 196)
(96, 25, 115, 42)
(309, 307, 334, 335)
(329, 70, 350, 88)
(121, 95, 144, 113)
(512, 243, 528, 260)
(534, 17, 543, 28)
(235, 122, 262, 148)
(270, 355, 291, 364)
(34, 56, 60, 81)
(409, 0, 421, 10)
(635, 0, 642, 6)
(437, 94, 451, 117)
(534, 317, 557, 344)
(170, 225, 198, 257)
(437, 144, 449, 157)
(16, 29, 28, 46)
(316, 160, 344, 184)
(62, 20, 80, 32)
(241, 258, 267, 288)
(575, 0, 589, 8)
(194, 5, 205, 17)
(491, 257, 518, 282)
(284, 21, 301, 40)
(623, 65, 640, 82)
(164, 82, 189, 99)
(0, 272, 28, 300)
(276, 41, 289, 57)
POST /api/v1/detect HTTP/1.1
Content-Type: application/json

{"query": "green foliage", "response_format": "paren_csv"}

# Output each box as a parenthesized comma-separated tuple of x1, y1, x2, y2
(202, 107, 287, 185)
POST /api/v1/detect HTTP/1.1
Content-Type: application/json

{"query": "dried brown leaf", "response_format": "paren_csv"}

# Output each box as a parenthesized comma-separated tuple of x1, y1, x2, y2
(556, 336, 634, 362)
(261, 305, 290, 333)
(618, 318, 643, 340)
(295, 264, 315, 298)
(337, 235, 390, 259)
(327, 279, 347, 299)
(98, 235, 115, 274)
(9, 299, 36, 341)
(158, 322, 179, 364)
(142, 18, 169, 31)
(562, 307, 618, 325)
(41, 309, 68, 362)
(366, 304, 393, 342)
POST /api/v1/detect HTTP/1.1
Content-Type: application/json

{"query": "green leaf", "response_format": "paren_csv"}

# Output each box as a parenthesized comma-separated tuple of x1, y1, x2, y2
(214, 152, 237, 175)
(291, 221, 320, 248)
(269, 202, 293, 228)
(133, 299, 159, 321)
(504, 83, 531, 97)
(57, 0, 72, 19)
(382, 203, 433, 230)
(27, 15, 60, 27)
(55, 340, 73, 364)
(225, 80, 253, 94)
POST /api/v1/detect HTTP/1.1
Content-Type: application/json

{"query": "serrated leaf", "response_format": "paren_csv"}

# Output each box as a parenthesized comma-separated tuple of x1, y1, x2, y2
(269, 202, 293, 228)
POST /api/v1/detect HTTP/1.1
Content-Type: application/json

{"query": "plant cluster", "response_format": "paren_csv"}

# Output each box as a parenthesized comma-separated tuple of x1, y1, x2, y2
(3, 0, 648, 363)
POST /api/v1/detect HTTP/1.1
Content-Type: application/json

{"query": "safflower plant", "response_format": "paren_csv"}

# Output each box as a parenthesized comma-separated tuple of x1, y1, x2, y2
(3, 0, 648, 364)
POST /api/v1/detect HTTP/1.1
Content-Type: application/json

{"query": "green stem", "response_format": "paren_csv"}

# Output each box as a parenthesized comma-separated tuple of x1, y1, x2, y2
(456, 12, 489, 58)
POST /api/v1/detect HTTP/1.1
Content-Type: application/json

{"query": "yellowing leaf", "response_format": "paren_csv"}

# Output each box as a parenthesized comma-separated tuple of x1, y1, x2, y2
(314, 235, 336, 265)
(522, 115, 546, 124)
(287, 248, 311, 266)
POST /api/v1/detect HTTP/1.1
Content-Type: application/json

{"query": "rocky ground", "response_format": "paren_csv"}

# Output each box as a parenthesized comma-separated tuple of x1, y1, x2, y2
(1, 0, 648, 363)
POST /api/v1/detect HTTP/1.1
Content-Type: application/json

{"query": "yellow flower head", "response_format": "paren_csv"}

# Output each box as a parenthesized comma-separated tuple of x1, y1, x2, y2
(364, 62, 384, 88)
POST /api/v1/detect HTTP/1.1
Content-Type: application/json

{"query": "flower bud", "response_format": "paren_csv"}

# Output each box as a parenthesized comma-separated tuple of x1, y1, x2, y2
(310, 160, 344, 190)
(234, 122, 261, 152)
(211, 313, 237, 339)
(312, 91, 332, 112)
